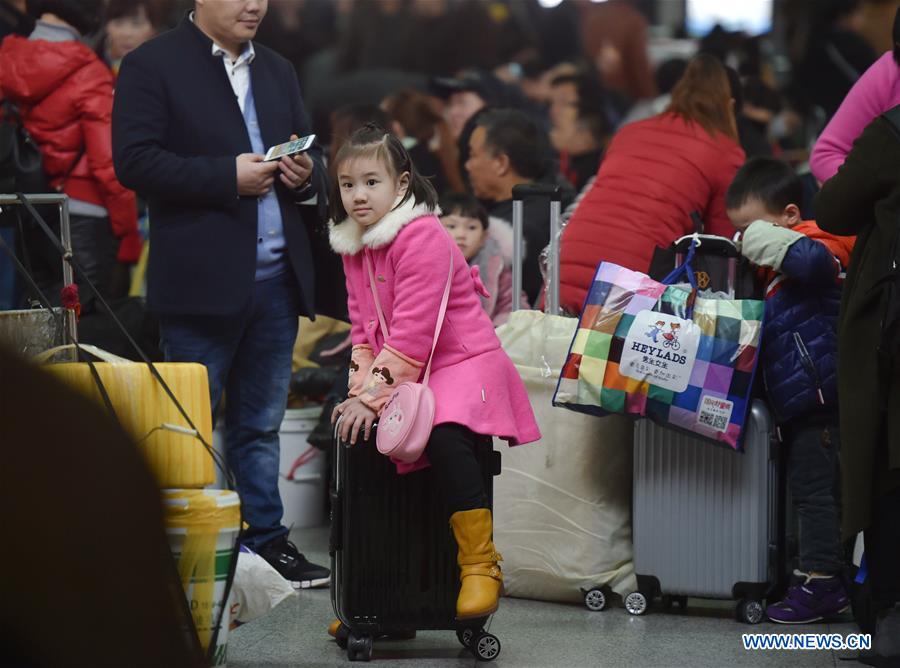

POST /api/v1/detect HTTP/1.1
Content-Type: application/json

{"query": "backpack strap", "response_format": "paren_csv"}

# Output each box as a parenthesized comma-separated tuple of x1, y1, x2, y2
(882, 105, 900, 141)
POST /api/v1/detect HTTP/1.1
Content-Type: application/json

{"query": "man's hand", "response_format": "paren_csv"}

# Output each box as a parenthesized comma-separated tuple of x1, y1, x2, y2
(332, 396, 377, 445)
(236, 153, 280, 196)
(278, 133, 313, 190)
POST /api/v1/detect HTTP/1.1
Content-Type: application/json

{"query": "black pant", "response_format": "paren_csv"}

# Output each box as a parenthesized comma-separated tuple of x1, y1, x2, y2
(425, 423, 489, 516)
(787, 422, 844, 574)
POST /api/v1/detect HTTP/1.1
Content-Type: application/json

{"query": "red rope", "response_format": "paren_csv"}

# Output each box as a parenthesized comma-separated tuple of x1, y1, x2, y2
(60, 284, 81, 321)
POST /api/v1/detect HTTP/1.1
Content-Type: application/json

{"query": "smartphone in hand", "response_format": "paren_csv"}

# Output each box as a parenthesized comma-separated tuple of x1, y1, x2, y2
(263, 134, 316, 162)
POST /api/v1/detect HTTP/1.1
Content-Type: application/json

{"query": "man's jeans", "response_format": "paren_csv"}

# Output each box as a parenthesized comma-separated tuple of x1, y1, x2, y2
(159, 272, 299, 550)
(788, 422, 844, 574)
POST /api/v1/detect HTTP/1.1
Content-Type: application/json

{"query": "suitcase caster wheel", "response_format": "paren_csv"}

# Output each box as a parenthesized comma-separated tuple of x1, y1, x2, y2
(335, 623, 350, 650)
(736, 599, 764, 625)
(625, 591, 649, 616)
(472, 632, 501, 661)
(456, 627, 478, 649)
(347, 633, 373, 662)
(583, 587, 608, 611)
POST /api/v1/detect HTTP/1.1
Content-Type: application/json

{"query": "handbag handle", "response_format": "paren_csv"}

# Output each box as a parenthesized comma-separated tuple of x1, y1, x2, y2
(661, 236, 699, 289)
(657, 237, 700, 320)
(365, 244, 453, 388)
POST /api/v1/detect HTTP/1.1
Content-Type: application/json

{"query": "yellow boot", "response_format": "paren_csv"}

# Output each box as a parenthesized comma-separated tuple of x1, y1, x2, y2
(449, 508, 503, 619)
(327, 619, 342, 638)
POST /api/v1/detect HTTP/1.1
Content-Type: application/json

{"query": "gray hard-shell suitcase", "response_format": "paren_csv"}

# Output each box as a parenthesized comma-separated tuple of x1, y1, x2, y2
(629, 401, 780, 623)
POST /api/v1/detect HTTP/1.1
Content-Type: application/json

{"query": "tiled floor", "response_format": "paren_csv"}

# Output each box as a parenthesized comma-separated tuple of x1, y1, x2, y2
(227, 526, 861, 668)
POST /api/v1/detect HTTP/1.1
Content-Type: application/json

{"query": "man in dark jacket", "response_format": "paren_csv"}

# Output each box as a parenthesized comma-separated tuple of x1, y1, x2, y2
(817, 108, 900, 663)
(728, 157, 853, 625)
(113, 0, 331, 587)
(465, 108, 573, 305)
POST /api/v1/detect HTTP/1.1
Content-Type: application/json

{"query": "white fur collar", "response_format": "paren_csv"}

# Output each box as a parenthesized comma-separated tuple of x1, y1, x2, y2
(329, 199, 436, 255)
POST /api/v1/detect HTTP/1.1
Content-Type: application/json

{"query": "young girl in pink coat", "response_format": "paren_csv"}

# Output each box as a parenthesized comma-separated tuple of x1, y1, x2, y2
(328, 124, 540, 622)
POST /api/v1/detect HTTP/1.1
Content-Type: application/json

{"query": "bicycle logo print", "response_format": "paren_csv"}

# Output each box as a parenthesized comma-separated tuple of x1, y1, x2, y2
(621, 310, 701, 393)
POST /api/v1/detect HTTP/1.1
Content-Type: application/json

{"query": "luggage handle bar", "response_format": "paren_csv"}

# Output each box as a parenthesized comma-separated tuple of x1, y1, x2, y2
(511, 184, 563, 201)
(511, 184, 562, 314)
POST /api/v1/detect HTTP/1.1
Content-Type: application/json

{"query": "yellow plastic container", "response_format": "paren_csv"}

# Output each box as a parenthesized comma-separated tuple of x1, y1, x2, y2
(45, 361, 214, 487)
(163, 489, 240, 666)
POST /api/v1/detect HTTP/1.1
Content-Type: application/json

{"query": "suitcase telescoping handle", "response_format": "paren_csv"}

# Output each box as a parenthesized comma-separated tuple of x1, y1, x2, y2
(510, 183, 562, 314)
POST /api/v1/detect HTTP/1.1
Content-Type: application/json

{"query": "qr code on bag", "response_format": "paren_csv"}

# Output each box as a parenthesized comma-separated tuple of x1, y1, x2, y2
(696, 396, 733, 433)
(699, 412, 728, 431)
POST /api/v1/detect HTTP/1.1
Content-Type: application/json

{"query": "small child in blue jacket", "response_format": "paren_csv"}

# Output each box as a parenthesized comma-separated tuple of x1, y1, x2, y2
(727, 157, 854, 624)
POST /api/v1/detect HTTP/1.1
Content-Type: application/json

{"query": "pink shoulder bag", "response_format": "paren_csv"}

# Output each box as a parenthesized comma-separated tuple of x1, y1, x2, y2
(364, 247, 453, 463)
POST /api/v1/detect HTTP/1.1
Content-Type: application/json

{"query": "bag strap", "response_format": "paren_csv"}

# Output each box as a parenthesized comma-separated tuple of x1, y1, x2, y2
(423, 251, 453, 386)
(690, 211, 704, 235)
(33, 342, 131, 365)
(661, 237, 699, 289)
(364, 244, 454, 388)
(365, 255, 391, 338)
(882, 105, 900, 141)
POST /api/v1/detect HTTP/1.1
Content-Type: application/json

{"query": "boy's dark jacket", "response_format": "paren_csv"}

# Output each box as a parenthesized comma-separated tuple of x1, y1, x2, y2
(741, 220, 854, 426)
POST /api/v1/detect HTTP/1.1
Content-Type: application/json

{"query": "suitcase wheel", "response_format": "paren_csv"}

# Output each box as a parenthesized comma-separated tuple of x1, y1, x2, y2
(347, 633, 373, 662)
(335, 623, 350, 650)
(624, 591, 649, 616)
(471, 631, 501, 662)
(456, 627, 478, 649)
(736, 599, 765, 625)
(583, 587, 608, 612)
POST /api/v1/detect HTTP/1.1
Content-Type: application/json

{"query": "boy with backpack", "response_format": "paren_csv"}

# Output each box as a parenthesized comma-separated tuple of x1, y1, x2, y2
(726, 157, 854, 624)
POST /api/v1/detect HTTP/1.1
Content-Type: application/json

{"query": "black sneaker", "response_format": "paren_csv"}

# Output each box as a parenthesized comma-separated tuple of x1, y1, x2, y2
(257, 536, 331, 589)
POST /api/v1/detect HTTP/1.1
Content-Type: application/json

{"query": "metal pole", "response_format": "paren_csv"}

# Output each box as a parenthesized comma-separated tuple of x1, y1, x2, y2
(0, 193, 78, 349)
(547, 199, 561, 316)
(58, 196, 78, 347)
(511, 199, 524, 311)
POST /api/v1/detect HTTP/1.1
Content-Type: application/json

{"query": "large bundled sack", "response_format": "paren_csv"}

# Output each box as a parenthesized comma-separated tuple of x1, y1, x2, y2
(494, 310, 636, 603)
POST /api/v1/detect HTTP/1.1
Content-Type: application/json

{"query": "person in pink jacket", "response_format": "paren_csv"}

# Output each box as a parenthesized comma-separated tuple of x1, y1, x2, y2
(328, 124, 540, 622)
(811, 11, 900, 183)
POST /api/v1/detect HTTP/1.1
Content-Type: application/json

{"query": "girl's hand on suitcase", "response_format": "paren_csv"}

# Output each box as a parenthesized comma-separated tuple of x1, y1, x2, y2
(335, 397, 376, 445)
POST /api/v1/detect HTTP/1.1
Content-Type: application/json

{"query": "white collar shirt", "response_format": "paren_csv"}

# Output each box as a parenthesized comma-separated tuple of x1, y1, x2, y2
(191, 12, 256, 113)
(212, 41, 256, 114)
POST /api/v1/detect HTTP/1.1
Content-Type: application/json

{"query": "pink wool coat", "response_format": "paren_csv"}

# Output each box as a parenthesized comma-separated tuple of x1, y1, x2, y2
(330, 199, 541, 472)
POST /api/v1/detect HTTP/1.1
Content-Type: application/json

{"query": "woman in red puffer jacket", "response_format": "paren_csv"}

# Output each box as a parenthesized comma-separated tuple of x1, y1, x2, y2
(0, 1, 140, 305)
(559, 54, 745, 314)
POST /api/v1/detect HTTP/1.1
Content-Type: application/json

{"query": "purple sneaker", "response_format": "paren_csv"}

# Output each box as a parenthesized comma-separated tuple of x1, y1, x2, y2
(766, 571, 850, 624)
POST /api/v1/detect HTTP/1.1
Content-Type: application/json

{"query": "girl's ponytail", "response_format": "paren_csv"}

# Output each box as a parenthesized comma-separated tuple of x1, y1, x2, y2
(329, 124, 438, 223)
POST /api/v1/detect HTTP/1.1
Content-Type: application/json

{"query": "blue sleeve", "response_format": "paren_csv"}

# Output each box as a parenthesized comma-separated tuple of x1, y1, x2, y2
(779, 237, 840, 288)
(112, 52, 238, 207)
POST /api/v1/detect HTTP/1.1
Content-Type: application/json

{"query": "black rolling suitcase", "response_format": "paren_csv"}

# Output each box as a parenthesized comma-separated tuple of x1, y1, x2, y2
(329, 422, 503, 662)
